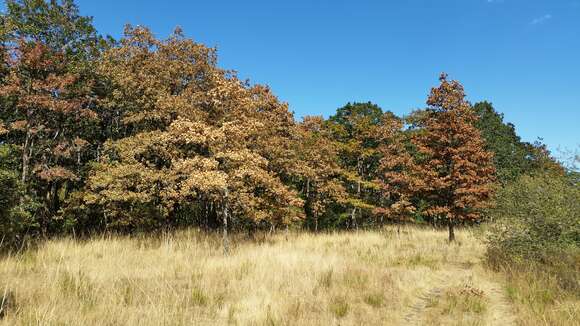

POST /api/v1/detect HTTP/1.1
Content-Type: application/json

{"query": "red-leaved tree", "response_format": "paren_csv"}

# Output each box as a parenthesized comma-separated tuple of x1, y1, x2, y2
(412, 74, 495, 241)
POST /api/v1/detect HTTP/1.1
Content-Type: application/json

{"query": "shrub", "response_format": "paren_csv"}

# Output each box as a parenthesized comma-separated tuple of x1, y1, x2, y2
(0, 162, 39, 249)
(486, 172, 580, 293)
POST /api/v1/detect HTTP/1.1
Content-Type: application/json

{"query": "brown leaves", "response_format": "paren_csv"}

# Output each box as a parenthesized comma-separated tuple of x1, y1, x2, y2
(412, 74, 496, 222)
(376, 113, 419, 221)
(36, 166, 77, 182)
(82, 28, 306, 228)
(98, 26, 218, 130)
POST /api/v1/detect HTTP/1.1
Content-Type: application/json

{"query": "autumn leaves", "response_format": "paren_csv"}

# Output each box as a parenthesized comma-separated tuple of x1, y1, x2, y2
(0, 1, 496, 242)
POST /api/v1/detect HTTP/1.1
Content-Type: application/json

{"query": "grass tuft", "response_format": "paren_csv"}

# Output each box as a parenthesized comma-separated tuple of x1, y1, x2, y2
(329, 296, 349, 318)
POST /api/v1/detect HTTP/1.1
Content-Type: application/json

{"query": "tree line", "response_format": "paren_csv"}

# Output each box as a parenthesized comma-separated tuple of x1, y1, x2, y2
(0, 0, 565, 247)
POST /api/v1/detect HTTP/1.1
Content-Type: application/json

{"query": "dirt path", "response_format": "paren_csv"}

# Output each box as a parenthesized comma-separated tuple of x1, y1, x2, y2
(403, 262, 517, 325)
(404, 285, 444, 324)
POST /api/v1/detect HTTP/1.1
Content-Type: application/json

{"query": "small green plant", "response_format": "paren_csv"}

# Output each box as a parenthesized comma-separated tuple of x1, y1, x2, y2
(116, 278, 134, 306)
(317, 270, 333, 289)
(329, 296, 349, 318)
(363, 292, 385, 308)
(190, 286, 208, 306)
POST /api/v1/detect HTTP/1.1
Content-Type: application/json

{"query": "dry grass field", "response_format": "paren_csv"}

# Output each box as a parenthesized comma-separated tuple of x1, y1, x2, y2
(0, 226, 577, 325)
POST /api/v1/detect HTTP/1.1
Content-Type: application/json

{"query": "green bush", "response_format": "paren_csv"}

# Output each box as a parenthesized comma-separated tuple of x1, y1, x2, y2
(0, 170, 37, 250)
(1, 170, 23, 246)
(486, 172, 580, 292)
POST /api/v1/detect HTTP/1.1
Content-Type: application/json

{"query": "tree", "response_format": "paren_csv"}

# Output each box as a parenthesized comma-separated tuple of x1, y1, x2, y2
(0, 0, 104, 233)
(0, 144, 37, 248)
(472, 102, 530, 184)
(472, 102, 564, 184)
(294, 116, 346, 231)
(374, 112, 417, 224)
(327, 102, 383, 228)
(0, 41, 97, 225)
(412, 74, 495, 241)
(80, 26, 303, 239)
(2, 0, 105, 60)
(487, 172, 579, 262)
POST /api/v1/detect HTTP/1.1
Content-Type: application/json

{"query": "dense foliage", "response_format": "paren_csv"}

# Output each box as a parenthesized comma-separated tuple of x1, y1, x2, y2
(485, 170, 580, 304)
(473, 101, 565, 184)
(486, 172, 579, 263)
(0, 0, 567, 247)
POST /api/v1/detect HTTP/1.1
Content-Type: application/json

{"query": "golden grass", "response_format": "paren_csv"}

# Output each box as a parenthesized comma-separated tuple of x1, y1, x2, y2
(0, 226, 574, 325)
(494, 262, 580, 326)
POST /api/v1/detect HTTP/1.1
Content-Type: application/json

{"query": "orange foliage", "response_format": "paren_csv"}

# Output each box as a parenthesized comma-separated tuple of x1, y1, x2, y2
(412, 74, 495, 231)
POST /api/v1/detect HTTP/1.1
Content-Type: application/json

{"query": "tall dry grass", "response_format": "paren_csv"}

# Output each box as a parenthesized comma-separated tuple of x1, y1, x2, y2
(0, 226, 575, 325)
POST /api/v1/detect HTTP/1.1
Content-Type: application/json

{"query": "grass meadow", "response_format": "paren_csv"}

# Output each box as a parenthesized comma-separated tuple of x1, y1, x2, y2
(0, 226, 577, 325)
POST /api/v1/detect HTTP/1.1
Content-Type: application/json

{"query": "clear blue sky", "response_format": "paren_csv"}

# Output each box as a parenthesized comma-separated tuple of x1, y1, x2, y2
(75, 1, 578, 154)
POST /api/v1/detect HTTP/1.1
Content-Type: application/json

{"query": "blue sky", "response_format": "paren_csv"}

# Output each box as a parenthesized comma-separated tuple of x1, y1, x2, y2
(72, 1, 580, 153)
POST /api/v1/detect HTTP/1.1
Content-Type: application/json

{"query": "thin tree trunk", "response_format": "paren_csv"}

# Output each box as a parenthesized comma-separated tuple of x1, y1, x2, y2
(49, 181, 58, 213)
(350, 207, 357, 230)
(21, 128, 32, 183)
(314, 214, 319, 232)
(223, 189, 229, 255)
(76, 148, 81, 175)
(355, 158, 362, 230)
(448, 220, 455, 242)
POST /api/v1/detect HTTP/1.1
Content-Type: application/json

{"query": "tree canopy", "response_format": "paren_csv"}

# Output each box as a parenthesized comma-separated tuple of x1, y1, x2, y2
(0, 0, 567, 247)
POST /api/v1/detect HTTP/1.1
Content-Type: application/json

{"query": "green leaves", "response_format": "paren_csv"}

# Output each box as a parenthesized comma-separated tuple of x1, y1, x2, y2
(0, 1, 568, 239)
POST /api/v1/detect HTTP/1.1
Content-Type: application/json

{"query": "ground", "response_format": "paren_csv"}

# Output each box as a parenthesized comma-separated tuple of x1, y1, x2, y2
(0, 226, 545, 325)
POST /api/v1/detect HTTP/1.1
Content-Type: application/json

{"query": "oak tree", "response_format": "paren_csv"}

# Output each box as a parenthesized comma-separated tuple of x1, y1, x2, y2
(375, 112, 417, 224)
(295, 116, 346, 231)
(412, 74, 495, 241)
(327, 102, 383, 228)
(81, 27, 303, 239)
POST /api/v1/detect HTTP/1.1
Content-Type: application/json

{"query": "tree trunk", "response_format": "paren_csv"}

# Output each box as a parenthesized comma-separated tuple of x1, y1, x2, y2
(21, 128, 32, 183)
(314, 214, 319, 232)
(222, 189, 229, 256)
(354, 162, 361, 230)
(49, 181, 59, 214)
(350, 207, 357, 230)
(448, 220, 455, 242)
